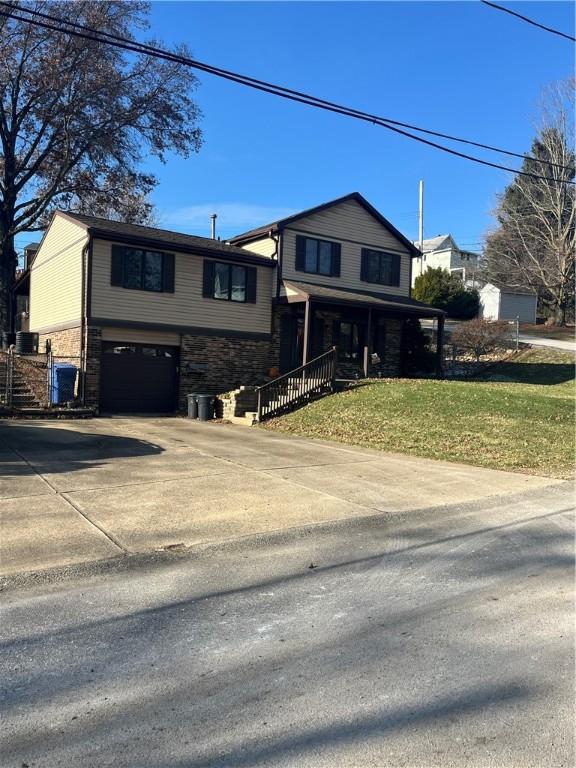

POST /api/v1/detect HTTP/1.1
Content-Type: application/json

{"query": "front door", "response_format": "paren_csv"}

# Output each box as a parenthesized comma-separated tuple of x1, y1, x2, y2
(279, 312, 304, 373)
(336, 320, 365, 365)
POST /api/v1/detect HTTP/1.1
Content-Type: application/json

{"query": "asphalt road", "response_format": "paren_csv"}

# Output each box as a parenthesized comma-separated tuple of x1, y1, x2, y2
(1, 482, 574, 768)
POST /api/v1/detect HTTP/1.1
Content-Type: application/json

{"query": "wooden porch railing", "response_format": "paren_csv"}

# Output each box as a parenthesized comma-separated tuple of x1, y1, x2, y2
(256, 347, 337, 422)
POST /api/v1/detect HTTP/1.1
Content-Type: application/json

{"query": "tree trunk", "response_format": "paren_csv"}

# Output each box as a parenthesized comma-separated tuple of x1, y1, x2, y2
(0, 233, 17, 334)
(553, 302, 567, 327)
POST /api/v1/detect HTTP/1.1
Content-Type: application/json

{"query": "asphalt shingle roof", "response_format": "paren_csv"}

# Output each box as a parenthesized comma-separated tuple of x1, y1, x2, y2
(60, 211, 275, 266)
(284, 280, 445, 316)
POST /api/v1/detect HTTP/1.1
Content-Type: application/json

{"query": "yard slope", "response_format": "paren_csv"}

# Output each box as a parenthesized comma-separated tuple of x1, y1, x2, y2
(264, 348, 575, 479)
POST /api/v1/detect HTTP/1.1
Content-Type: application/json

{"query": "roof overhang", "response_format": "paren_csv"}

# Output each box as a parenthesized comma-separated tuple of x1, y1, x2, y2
(281, 280, 446, 317)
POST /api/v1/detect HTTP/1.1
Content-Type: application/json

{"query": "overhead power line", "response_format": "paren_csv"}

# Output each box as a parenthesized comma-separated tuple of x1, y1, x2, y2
(1, 3, 574, 185)
(480, 0, 576, 42)
(2, 3, 549, 168)
(5, 2, 571, 175)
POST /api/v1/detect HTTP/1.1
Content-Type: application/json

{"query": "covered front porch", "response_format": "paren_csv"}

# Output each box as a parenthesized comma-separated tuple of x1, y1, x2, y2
(273, 281, 446, 379)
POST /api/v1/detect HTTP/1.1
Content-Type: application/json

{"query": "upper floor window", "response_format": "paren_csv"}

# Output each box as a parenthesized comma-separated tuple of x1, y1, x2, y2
(360, 249, 401, 287)
(202, 260, 257, 303)
(111, 245, 175, 293)
(295, 235, 341, 277)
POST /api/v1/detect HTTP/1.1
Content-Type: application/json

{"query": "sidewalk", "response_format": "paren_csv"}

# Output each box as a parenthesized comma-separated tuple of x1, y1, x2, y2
(518, 334, 575, 353)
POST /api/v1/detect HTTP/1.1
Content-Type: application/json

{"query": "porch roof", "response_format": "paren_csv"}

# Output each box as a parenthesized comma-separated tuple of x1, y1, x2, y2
(282, 280, 446, 317)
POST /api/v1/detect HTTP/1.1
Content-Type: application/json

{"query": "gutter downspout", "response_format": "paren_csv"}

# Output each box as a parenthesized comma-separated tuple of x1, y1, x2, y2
(271, 229, 282, 300)
(79, 236, 92, 406)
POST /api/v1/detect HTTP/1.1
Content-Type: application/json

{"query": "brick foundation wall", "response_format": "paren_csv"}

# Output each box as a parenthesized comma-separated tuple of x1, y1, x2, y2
(84, 326, 102, 410)
(37, 325, 84, 404)
(179, 334, 271, 410)
(38, 326, 82, 358)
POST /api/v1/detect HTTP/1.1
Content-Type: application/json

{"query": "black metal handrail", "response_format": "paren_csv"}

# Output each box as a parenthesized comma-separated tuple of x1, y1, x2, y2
(256, 347, 337, 421)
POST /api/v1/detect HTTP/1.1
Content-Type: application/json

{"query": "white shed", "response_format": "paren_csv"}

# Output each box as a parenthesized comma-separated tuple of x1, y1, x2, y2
(480, 283, 537, 323)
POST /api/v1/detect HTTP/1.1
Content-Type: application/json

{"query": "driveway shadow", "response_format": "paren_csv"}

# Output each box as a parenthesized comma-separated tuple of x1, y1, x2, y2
(0, 423, 164, 476)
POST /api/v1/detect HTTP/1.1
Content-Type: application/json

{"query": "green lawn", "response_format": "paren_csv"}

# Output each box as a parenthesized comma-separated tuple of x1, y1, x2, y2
(263, 348, 575, 479)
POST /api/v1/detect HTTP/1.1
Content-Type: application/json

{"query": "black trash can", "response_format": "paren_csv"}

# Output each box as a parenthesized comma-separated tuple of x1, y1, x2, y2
(197, 394, 214, 422)
(186, 393, 198, 419)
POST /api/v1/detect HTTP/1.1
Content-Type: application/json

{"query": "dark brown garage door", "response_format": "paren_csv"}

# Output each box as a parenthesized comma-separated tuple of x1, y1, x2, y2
(100, 341, 179, 413)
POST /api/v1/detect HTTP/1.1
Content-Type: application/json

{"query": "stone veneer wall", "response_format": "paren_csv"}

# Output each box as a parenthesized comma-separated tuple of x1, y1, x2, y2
(378, 318, 402, 377)
(179, 333, 271, 410)
(270, 305, 404, 378)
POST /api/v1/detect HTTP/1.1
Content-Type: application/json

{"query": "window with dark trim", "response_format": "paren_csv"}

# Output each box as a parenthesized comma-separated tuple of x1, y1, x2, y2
(295, 235, 341, 277)
(110, 245, 175, 293)
(360, 249, 401, 287)
(202, 260, 257, 303)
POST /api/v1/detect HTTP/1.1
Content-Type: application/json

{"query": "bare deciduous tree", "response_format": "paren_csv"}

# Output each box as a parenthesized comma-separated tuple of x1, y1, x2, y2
(0, 1, 203, 330)
(482, 80, 575, 326)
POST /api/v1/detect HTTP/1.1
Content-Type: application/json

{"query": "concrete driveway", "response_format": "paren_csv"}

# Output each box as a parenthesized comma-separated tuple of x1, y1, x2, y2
(0, 417, 565, 577)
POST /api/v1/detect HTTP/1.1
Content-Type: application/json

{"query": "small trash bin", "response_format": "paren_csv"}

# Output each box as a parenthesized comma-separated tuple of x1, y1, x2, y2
(187, 393, 198, 419)
(50, 363, 77, 405)
(196, 394, 214, 422)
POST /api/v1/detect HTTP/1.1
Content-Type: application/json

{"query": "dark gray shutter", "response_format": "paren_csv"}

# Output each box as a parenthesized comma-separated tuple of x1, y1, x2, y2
(203, 260, 215, 298)
(162, 253, 175, 292)
(360, 249, 369, 282)
(331, 243, 341, 277)
(390, 254, 401, 286)
(295, 236, 306, 272)
(111, 245, 124, 286)
(245, 266, 257, 303)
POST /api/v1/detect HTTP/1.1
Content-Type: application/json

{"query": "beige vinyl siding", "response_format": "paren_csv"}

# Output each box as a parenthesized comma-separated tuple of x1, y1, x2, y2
(241, 238, 278, 259)
(281, 199, 412, 297)
(28, 214, 87, 331)
(100, 327, 181, 345)
(90, 239, 273, 335)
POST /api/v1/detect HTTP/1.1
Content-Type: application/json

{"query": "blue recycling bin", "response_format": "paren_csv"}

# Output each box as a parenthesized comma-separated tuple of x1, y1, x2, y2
(50, 363, 77, 405)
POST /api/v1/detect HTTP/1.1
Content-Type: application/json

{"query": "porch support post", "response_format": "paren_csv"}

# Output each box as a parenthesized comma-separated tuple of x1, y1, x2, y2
(302, 298, 311, 365)
(363, 307, 372, 377)
(436, 314, 445, 378)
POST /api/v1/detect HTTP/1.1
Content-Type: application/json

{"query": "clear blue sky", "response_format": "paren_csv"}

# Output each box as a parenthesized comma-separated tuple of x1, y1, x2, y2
(18, 1, 575, 254)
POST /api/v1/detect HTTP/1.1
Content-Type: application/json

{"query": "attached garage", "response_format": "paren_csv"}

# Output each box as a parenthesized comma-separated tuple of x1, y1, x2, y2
(100, 341, 179, 413)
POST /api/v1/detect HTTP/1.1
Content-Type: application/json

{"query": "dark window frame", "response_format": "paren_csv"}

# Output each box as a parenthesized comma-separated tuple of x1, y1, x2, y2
(361, 248, 401, 287)
(111, 245, 174, 293)
(295, 236, 341, 277)
(211, 261, 248, 303)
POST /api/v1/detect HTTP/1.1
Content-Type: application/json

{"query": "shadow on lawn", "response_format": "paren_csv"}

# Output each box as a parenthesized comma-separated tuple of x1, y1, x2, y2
(476, 359, 575, 386)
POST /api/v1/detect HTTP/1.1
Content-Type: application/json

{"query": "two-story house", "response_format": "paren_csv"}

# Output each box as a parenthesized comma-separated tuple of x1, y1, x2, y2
(411, 234, 480, 287)
(24, 193, 444, 413)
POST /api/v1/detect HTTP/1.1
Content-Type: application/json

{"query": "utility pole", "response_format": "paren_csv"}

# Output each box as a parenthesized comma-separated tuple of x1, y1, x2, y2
(418, 179, 424, 276)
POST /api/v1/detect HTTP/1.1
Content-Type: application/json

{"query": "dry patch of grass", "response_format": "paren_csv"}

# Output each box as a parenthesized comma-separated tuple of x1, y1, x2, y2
(264, 348, 575, 479)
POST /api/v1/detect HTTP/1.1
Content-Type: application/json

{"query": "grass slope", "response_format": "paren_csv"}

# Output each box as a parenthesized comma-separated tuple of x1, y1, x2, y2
(264, 348, 575, 479)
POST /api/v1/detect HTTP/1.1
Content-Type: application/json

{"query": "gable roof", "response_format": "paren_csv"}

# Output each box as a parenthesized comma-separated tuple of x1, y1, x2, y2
(229, 192, 421, 257)
(413, 234, 455, 252)
(480, 282, 537, 296)
(56, 211, 275, 267)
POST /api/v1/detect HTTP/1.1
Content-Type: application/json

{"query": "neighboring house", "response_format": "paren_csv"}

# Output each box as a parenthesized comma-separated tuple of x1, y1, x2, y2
(13, 242, 40, 332)
(479, 283, 537, 324)
(412, 234, 479, 287)
(22, 192, 444, 413)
